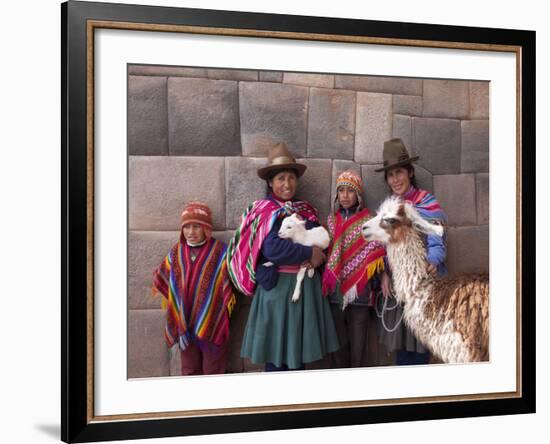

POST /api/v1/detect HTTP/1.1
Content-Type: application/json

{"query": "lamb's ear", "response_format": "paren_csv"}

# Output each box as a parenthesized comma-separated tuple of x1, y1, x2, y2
(403, 202, 444, 237)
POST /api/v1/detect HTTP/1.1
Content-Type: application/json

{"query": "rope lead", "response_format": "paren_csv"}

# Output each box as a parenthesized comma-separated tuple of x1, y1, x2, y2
(375, 289, 405, 333)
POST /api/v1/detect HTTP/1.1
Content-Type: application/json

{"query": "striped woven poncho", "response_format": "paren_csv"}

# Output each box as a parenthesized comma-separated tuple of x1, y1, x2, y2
(152, 237, 236, 351)
(322, 208, 386, 309)
(402, 186, 447, 223)
(226, 196, 319, 296)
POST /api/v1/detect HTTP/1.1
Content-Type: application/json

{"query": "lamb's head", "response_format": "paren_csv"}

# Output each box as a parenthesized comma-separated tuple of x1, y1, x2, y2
(361, 196, 444, 245)
(278, 213, 305, 240)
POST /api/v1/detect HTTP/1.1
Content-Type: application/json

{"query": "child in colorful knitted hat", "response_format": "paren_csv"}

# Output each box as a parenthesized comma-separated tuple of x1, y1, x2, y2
(333, 169, 364, 211)
(180, 200, 213, 245)
(322, 170, 390, 368)
(153, 200, 236, 375)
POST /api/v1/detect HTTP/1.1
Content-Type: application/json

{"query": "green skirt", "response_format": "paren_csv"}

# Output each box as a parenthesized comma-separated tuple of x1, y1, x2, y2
(241, 271, 340, 369)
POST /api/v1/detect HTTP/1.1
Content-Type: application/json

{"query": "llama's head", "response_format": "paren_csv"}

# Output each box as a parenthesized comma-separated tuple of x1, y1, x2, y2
(278, 213, 305, 239)
(362, 196, 444, 245)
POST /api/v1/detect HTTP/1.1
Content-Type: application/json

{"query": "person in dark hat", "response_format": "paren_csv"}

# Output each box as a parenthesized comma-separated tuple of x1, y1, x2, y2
(375, 138, 448, 366)
(226, 142, 339, 371)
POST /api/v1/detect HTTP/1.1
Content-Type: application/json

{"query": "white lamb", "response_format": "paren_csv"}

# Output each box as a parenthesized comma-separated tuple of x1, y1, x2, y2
(264, 213, 330, 302)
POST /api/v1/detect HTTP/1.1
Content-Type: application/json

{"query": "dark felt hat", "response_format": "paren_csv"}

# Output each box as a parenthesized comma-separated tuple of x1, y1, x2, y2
(375, 138, 420, 172)
(257, 142, 307, 180)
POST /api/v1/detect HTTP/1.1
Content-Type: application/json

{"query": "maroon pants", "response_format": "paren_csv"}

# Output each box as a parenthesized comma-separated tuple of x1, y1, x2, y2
(180, 340, 229, 376)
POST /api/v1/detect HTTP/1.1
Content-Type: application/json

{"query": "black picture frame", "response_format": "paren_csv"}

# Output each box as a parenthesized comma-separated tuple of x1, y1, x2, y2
(62, 1, 536, 442)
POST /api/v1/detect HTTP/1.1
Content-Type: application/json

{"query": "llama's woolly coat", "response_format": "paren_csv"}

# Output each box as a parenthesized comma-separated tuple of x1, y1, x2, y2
(387, 226, 489, 363)
(377, 188, 448, 355)
(363, 196, 490, 363)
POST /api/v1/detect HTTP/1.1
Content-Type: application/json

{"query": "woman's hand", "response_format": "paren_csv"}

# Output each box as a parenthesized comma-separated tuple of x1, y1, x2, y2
(309, 246, 326, 268)
(381, 272, 392, 298)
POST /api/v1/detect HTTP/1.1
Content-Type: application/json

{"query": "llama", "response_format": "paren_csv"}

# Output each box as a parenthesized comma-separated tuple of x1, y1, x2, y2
(264, 213, 330, 302)
(361, 196, 489, 363)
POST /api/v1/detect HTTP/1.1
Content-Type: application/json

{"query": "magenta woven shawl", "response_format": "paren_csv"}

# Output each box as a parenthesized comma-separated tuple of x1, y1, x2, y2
(226, 196, 319, 296)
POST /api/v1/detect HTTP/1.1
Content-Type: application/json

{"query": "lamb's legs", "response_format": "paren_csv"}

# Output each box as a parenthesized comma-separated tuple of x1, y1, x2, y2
(291, 266, 307, 302)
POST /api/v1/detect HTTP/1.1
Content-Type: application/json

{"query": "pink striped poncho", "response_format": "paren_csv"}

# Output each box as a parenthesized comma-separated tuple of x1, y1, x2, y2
(226, 196, 319, 296)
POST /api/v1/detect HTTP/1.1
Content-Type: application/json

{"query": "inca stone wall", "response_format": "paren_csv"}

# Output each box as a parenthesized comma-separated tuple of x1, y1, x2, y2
(127, 65, 489, 378)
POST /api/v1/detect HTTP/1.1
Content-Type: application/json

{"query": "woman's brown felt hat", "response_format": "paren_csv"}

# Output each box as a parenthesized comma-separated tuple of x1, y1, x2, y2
(257, 142, 307, 180)
(375, 138, 420, 172)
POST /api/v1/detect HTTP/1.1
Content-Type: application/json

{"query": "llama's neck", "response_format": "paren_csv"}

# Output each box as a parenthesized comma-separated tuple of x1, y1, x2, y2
(387, 229, 431, 305)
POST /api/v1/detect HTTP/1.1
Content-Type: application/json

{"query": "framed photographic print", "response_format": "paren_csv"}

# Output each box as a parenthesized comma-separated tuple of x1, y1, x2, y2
(62, 0, 536, 442)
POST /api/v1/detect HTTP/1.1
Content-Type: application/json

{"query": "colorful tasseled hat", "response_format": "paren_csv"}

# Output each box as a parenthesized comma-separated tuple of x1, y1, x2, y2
(336, 170, 363, 195)
(180, 200, 213, 238)
(334, 170, 364, 211)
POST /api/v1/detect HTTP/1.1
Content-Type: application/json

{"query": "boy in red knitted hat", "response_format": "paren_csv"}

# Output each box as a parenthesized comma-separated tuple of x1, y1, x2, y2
(153, 200, 236, 375)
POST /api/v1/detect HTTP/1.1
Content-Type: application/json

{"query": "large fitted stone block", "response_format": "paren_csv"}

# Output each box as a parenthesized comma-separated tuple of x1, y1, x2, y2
(423, 79, 470, 119)
(461, 120, 489, 173)
(446, 226, 489, 275)
(413, 117, 461, 174)
(128, 76, 169, 155)
(128, 65, 208, 78)
(307, 88, 355, 160)
(335, 75, 422, 95)
(129, 230, 180, 310)
(470, 81, 490, 119)
(168, 78, 241, 156)
(434, 174, 477, 226)
(361, 164, 389, 210)
(239, 82, 309, 156)
(129, 156, 225, 230)
(355, 93, 392, 163)
(283, 73, 334, 88)
(128, 309, 170, 378)
(207, 68, 258, 81)
(414, 164, 434, 194)
(393, 95, 423, 116)
(296, 158, 333, 223)
(392, 114, 413, 153)
(476, 173, 490, 225)
(225, 157, 266, 229)
(331, 160, 361, 208)
(259, 71, 283, 83)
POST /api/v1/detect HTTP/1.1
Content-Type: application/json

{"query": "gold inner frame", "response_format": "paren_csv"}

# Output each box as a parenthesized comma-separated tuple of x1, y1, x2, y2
(86, 19, 523, 424)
